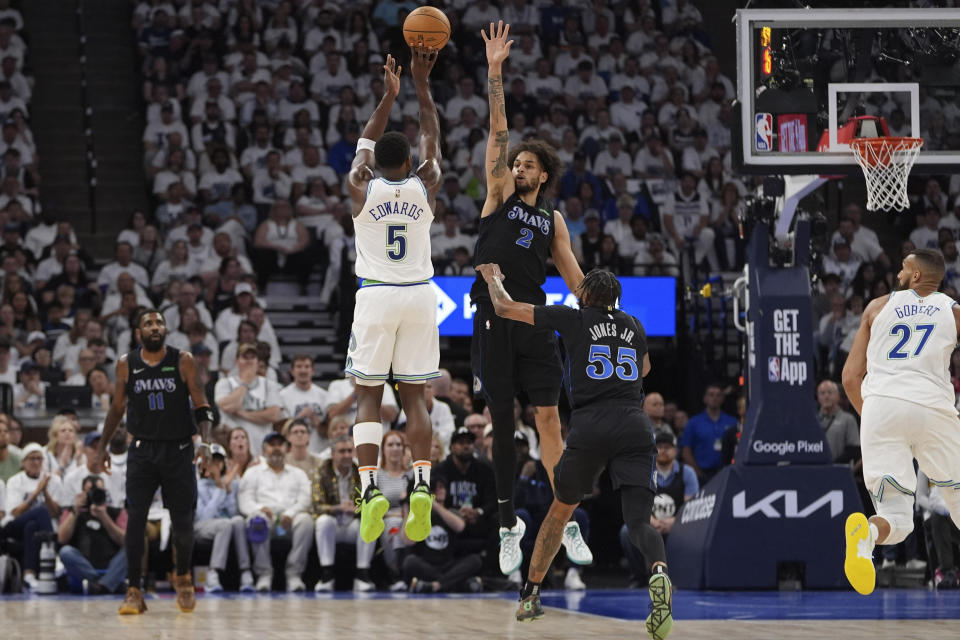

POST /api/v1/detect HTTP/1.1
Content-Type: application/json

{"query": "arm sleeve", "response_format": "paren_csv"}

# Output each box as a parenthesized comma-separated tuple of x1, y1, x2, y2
(533, 304, 580, 337)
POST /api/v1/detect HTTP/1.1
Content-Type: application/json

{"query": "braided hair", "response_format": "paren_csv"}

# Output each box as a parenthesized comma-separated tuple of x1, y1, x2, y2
(578, 269, 622, 311)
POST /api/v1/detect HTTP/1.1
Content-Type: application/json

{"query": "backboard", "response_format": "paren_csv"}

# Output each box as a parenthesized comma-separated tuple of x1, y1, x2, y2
(735, 8, 960, 175)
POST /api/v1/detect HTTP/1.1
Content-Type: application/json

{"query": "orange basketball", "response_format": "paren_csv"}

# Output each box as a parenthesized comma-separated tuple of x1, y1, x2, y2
(403, 6, 451, 50)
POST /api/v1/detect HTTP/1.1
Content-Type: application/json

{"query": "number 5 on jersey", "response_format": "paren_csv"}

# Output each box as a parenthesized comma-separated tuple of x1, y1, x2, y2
(586, 346, 639, 381)
(386, 224, 407, 261)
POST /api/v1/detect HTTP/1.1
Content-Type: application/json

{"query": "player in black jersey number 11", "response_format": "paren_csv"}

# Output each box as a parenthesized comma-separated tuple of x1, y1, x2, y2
(477, 264, 674, 640)
(94, 309, 216, 615)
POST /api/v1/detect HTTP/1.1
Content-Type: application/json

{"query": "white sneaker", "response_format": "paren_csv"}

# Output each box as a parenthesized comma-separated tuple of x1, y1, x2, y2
(286, 575, 306, 593)
(561, 521, 593, 565)
(906, 559, 927, 570)
(205, 570, 223, 593)
(564, 567, 586, 591)
(881, 559, 896, 570)
(498, 518, 526, 574)
(23, 573, 38, 591)
(239, 570, 255, 593)
(389, 580, 407, 592)
(255, 574, 272, 592)
(314, 579, 334, 593)
(353, 578, 375, 592)
(507, 569, 522, 585)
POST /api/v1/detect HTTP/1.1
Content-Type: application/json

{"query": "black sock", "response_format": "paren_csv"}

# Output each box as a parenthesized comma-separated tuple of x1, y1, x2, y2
(320, 566, 334, 582)
(521, 580, 540, 599)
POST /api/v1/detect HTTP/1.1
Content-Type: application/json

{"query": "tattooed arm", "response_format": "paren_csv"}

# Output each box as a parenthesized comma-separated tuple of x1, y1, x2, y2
(480, 21, 515, 218)
(476, 263, 534, 325)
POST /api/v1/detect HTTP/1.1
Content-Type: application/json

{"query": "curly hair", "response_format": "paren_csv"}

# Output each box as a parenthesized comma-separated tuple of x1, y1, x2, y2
(508, 139, 562, 200)
(578, 269, 622, 311)
(374, 131, 410, 170)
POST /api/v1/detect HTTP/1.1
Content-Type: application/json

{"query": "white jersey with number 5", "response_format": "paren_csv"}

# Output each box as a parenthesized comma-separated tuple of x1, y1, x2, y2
(862, 289, 958, 412)
(355, 176, 434, 283)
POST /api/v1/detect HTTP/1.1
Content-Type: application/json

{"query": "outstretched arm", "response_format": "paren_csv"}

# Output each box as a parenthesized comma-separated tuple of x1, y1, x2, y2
(480, 21, 515, 218)
(477, 263, 534, 325)
(410, 44, 442, 206)
(347, 54, 402, 215)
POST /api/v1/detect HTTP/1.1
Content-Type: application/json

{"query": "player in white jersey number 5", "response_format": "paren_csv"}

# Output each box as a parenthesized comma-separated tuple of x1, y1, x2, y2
(345, 47, 442, 548)
(842, 249, 960, 595)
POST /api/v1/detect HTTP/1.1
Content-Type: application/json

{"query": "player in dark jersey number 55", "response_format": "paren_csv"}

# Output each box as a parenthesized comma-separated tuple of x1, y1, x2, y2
(94, 309, 215, 616)
(476, 264, 675, 640)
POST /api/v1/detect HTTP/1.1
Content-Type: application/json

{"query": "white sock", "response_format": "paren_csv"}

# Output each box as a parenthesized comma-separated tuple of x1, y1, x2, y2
(358, 466, 377, 494)
(868, 522, 880, 546)
(413, 460, 431, 487)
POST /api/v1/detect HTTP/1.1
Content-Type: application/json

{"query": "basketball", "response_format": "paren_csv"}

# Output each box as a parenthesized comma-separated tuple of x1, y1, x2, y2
(403, 7, 451, 50)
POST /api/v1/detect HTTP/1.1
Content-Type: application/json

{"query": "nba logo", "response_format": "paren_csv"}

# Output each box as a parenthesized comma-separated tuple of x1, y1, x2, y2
(767, 356, 780, 382)
(756, 112, 773, 152)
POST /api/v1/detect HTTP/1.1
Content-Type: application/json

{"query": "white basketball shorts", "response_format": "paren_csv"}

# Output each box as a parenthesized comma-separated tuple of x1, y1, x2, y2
(345, 283, 440, 386)
(861, 394, 960, 502)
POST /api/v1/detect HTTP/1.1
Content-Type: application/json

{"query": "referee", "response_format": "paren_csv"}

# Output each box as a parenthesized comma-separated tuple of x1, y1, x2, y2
(95, 309, 215, 615)
(476, 265, 674, 640)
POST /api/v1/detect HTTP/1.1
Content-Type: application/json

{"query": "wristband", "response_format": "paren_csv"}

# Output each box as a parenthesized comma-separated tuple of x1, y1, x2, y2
(357, 137, 376, 153)
(194, 406, 215, 425)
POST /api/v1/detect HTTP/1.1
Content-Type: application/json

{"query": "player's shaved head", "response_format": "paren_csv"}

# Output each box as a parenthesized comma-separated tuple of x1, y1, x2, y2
(908, 249, 945, 283)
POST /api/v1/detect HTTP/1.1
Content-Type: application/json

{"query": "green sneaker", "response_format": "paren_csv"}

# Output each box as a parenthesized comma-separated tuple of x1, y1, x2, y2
(645, 572, 674, 640)
(357, 485, 389, 543)
(515, 594, 544, 622)
(405, 482, 434, 542)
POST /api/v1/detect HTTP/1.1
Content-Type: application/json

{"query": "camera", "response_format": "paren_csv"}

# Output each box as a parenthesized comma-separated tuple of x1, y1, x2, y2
(87, 487, 107, 506)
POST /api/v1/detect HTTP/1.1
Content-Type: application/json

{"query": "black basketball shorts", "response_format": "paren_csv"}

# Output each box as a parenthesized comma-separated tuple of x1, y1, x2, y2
(125, 438, 198, 518)
(471, 302, 562, 409)
(553, 403, 657, 505)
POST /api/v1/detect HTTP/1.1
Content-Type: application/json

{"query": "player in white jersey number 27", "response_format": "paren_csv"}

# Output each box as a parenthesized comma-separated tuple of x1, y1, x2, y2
(842, 249, 960, 595)
(344, 46, 442, 551)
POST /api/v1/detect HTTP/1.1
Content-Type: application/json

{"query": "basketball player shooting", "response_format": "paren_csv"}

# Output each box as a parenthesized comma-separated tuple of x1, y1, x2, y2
(94, 309, 215, 615)
(476, 264, 673, 639)
(345, 46, 442, 546)
(472, 21, 591, 577)
(842, 249, 960, 595)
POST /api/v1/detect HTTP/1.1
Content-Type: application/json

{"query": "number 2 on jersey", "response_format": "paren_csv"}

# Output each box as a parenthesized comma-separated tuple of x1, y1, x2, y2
(516, 228, 533, 249)
(386, 224, 406, 261)
(887, 323, 934, 359)
(586, 346, 638, 381)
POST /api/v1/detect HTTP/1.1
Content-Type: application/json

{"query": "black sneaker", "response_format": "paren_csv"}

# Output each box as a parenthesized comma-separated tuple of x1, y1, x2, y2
(515, 593, 544, 622)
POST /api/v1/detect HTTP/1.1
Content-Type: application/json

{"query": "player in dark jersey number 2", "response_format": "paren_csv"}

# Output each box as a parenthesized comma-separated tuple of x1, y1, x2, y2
(94, 310, 215, 616)
(474, 21, 590, 576)
(477, 265, 674, 640)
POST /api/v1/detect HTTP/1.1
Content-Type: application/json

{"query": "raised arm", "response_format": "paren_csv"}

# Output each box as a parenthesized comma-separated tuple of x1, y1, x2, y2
(410, 44, 442, 204)
(347, 54, 402, 215)
(480, 21, 515, 218)
(476, 263, 534, 325)
(96, 356, 129, 474)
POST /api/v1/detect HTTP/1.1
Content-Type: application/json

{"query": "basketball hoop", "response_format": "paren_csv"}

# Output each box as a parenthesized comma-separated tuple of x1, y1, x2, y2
(850, 137, 924, 212)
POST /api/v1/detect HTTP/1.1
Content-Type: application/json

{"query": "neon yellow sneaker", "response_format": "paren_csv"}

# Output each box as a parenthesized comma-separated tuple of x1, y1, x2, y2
(844, 512, 876, 595)
(646, 572, 674, 640)
(405, 482, 433, 542)
(357, 485, 389, 543)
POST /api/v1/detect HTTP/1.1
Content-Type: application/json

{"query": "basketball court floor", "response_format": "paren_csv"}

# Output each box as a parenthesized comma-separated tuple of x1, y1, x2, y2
(2, 588, 957, 639)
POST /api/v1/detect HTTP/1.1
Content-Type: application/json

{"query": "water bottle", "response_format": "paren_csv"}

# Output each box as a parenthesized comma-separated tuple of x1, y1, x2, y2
(36, 532, 57, 595)
(275, 514, 287, 537)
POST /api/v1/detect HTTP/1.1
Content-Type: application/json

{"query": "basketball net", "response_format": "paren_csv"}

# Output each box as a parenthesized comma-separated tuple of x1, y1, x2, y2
(850, 137, 924, 211)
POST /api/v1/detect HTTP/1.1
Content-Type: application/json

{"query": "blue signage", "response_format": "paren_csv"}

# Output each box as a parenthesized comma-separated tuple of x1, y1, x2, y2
(429, 276, 676, 337)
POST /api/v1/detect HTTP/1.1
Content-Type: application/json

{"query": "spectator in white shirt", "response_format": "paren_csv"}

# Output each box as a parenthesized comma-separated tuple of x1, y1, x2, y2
(97, 242, 150, 292)
(199, 148, 244, 206)
(215, 342, 283, 449)
(14, 359, 46, 410)
(397, 380, 456, 447)
(563, 60, 609, 111)
(662, 173, 717, 272)
(445, 76, 487, 127)
(436, 176, 479, 227)
(252, 150, 292, 205)
(142, 102, 189, 159)
(238, 431, 313, 592)
(3, 442, 61, 589)
(58, 432, 125, 509)
(910, 207, 942, 250)
(279, 355, 329, 453)
(431, 209, 475, 264)
(593, 134, 633, 179)
(634, 134, 675, 179)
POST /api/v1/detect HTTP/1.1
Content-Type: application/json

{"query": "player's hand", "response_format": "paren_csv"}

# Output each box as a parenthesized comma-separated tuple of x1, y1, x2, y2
(409, 43, 437, 83)
(476, 263, 505, 284)
(97, 444, 112, 475)
(481, 21, 513, 65)
(383, 53, 402, 98)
